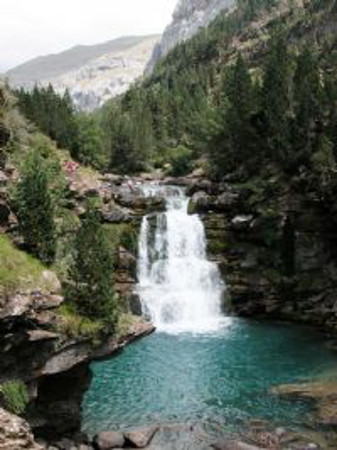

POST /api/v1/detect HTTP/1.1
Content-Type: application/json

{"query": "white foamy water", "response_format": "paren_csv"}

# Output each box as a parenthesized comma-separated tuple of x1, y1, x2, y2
(137, 185, 229, 334)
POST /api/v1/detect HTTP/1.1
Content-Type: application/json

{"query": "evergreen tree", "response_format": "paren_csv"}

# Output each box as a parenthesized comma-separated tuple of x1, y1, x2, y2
(261, 31, 292, 163)
(293, 45, 322, 162)
(67, 205, 117, 324)
(76, 114, 106, 169)
(14, 148, 56, 263)
(225, 53, 257, 166)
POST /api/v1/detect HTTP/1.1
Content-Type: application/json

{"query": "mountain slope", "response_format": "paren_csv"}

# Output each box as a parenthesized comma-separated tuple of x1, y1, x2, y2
(146, 0, 236, 72)
(7, 35, 160, 111)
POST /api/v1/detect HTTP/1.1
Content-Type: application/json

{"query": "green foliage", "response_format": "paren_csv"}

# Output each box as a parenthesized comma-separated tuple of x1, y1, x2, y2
(16, 85, 79, 157)
(76, 114, 106, 169)
(311, 136, 337, 194)
(56, 303, 104, 340)
(167, 145, 193, 176)
(12, 143, 57, 263)
(261, 30, 292, 163)
(0, 381, 28, 414)
(0, 234, 49, 296)
(66, 205, 117, 325)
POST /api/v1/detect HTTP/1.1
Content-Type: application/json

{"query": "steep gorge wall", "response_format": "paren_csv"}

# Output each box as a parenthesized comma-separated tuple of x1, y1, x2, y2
(187, 176, 337, 334)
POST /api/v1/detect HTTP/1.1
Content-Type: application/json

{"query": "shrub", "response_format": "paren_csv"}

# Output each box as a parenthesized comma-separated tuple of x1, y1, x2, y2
(0, 381, 28, 414)
(167, 145, 193, 176)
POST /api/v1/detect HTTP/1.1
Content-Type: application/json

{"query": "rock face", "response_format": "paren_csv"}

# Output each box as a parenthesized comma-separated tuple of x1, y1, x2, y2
(7, 35, 159, 112)
(187, 174, 337, 334)
(146, 0, 236, 72)
(0, 408, 43, 450)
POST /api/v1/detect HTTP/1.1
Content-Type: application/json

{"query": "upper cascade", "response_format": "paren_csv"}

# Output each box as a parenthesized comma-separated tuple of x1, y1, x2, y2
(146, 0, 236, 73)
(137, 185, 227, 334)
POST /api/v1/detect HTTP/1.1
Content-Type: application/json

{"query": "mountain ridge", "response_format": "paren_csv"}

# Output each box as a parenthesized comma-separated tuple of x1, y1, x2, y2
(7, 34, 160, 111)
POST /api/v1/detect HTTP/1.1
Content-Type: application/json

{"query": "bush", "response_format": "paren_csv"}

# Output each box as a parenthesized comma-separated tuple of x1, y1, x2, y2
(167, 145, 193, 176)
(0, 381, 28, 414)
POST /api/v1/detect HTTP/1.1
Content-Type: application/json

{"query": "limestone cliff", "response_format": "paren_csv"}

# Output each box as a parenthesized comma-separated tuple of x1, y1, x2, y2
(146, 0, 236, 72)
(6, 35, 159, 112)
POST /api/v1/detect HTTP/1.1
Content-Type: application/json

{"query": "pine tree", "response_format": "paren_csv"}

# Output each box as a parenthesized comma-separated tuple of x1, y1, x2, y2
(67, 205, 117, 324)
(225, 53, 257, 166)
(261, 31, 292, 163)
(293, 44, 322, 161)
(14, 149, 56, 263)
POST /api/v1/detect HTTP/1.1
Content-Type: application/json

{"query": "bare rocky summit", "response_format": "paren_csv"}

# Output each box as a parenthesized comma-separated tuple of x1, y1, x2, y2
(6, 35, 159, 112)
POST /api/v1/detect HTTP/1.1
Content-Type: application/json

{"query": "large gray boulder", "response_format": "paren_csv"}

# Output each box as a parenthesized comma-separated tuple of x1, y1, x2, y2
(124, 426, 158, 448)
(93, 431, 125, 449)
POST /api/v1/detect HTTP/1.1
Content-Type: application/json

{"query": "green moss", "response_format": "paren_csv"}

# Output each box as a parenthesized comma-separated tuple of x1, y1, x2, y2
(0, 380, 28, 414)
(0, 234, 49, 296)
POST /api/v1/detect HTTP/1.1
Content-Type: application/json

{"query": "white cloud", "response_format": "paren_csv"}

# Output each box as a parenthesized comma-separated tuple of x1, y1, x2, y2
(0, 0, 177, 72)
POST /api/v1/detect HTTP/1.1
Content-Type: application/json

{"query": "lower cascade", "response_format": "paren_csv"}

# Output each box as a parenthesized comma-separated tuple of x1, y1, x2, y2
(137, 185, 226, 333)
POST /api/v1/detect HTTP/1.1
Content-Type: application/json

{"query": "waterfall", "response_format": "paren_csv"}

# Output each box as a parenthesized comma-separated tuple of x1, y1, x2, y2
(137, 185, 226, 334)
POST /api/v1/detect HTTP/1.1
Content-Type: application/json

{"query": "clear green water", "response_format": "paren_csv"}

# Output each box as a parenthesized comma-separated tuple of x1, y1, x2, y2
(82, 319, 337, 436)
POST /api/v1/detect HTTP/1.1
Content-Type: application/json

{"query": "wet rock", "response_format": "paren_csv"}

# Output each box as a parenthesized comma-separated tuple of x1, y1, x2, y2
(128, 293, 143, 316)
(0, 407, 43, 450)
(124, 426, 158, 448)
(92, 431, 125, 449)
(272, 381, 337, 426)
(188, 191, 211, 214)
(212, 440, 263, 450)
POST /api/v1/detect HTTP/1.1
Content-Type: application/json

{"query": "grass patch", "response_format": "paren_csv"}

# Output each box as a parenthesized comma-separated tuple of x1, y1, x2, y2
(0, 380, 28, 414)
(115, 313, 140, 336)
(56, 302, 105, 341)
(0, 234, 49, 296)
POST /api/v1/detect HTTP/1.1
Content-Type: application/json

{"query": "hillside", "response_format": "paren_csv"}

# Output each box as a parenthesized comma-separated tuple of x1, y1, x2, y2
(6, 35, 160, 111)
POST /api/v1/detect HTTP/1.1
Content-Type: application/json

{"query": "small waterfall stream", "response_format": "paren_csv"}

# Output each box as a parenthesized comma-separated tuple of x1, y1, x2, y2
(137, 185, 226, 333)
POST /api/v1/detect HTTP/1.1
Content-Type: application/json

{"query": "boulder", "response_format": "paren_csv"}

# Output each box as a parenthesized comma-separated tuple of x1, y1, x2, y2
(0, 407, 43, 450)
(214, 190, 240, 212)
(188, 191, 211, 214)
(124, 426, 158, 448)
(231, 215, 254, 231)
(212, 439, 263, 450)
(92, 431, 124, 449)
(102, 202, 132, 224)
(118, 247, 137, 272)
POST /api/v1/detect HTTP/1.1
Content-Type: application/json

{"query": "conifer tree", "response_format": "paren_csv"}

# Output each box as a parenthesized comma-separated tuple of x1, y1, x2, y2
(14, 149, 56, 263)
(293, 45, 322, 161)
(67, 205, 117, 324)
(261, 31, 292, 163)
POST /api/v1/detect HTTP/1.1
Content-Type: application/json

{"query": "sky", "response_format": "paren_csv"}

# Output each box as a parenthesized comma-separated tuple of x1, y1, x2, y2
(0, 0, 177, 72)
